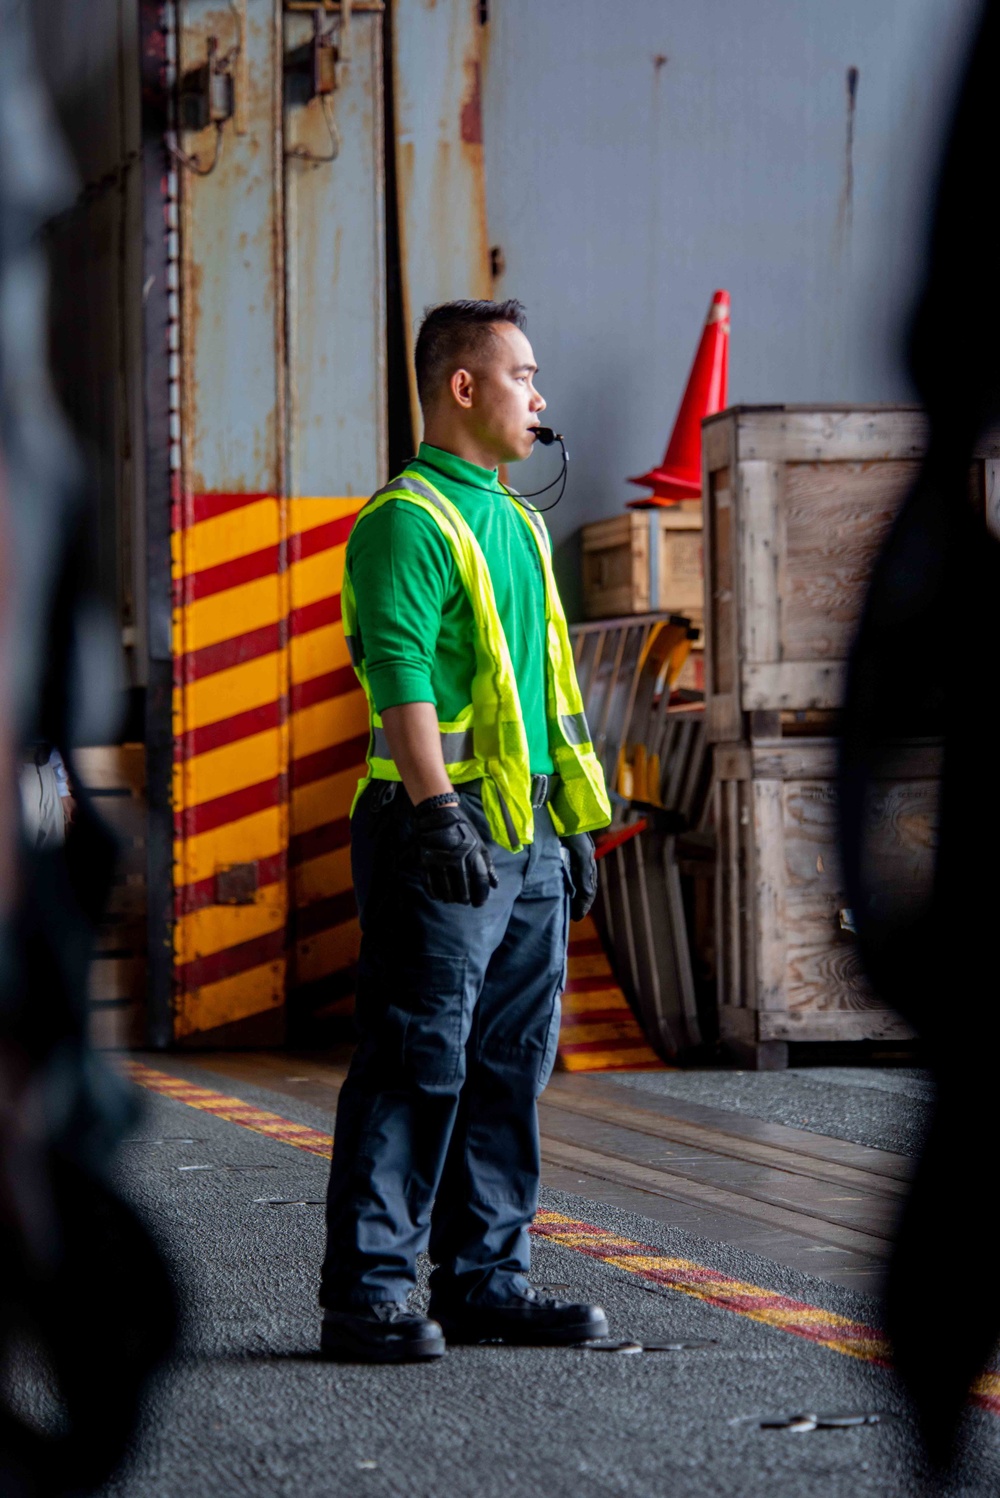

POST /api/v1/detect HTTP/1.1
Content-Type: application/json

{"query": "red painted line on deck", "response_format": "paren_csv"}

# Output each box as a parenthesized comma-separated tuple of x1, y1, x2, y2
(126, 1063, 939, 1394)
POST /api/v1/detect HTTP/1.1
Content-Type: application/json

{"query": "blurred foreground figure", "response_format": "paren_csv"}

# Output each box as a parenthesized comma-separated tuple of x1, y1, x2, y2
(840, 0, 1000, 1469)
(0, 5, 175, 1493)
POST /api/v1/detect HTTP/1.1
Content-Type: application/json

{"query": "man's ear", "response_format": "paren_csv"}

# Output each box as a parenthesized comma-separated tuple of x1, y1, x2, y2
(449, 367, 475, 409)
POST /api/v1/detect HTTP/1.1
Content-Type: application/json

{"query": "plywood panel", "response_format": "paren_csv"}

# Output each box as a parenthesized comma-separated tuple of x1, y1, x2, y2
(715, 743, 934, 1040)
(781, 459, 916, 660)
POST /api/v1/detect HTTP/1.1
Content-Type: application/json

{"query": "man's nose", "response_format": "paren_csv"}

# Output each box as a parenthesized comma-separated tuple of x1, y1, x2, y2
(531, 387, 546, 413)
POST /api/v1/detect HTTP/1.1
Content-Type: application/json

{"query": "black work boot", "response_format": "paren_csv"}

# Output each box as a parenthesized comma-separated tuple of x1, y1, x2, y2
(431, 1287, 609, 1346)
(320, 1303, 446, 1363)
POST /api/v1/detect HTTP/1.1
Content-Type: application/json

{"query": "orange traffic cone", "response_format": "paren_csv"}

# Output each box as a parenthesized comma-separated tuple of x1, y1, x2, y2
(628, 290, 730, 507)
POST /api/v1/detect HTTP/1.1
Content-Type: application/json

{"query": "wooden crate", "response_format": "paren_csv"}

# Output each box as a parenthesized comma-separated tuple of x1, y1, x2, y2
(713, 735, 939, 1067)
(701, 405, 1000, 741)
(74, 745, 147, 1050)
(582, 506, 703, 621)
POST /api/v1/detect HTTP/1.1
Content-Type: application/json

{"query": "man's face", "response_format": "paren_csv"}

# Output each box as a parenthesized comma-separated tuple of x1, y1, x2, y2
(464, 323, 547, 465)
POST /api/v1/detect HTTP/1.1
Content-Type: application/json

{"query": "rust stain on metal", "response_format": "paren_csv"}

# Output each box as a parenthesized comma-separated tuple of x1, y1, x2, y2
(841, 65, 859, 236)
(183, 254, 205, 494)
(460, 58, 483, 145)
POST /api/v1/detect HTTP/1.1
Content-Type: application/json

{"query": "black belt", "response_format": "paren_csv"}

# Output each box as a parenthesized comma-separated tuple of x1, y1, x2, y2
(372, 775, 557, 812)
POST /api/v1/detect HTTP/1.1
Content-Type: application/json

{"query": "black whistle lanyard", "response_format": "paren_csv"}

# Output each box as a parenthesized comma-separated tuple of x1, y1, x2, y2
(502, 429, 569, 514)
(419, 430, 569, 514)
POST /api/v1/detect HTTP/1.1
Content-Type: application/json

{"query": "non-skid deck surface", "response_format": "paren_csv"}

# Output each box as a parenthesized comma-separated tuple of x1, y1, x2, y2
(157, 1052, 908, 1293)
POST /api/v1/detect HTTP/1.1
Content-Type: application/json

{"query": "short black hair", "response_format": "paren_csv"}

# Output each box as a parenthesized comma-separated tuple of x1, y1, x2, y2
(414, 299, 527, 409)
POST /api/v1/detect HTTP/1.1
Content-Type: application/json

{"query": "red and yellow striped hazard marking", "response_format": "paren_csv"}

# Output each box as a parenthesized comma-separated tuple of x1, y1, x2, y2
(532, 1210, 890, 1362)
(127, 1062, 333, 1158)
(558, 915, 665, 1073)
(171, 490, 367, 1041)
(126, 1058, 999, 1417)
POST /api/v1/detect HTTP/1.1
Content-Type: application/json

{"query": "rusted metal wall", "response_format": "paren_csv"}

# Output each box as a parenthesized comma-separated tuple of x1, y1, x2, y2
(171, 0, 385, 1044)
(393, 0, 492, 439)
(172, 0, 289, 1043)
(283, 2, 386, 1036)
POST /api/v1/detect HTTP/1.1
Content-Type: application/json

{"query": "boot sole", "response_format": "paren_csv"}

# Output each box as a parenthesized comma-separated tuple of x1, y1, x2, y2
(435, 1313, 609, 1347)
(320, 1329, 446, 1364)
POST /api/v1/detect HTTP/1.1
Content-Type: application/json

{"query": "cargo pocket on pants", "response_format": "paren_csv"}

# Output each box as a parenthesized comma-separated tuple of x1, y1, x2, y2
(535, 870, 572, 1093)
(383, 954, 469, 1088)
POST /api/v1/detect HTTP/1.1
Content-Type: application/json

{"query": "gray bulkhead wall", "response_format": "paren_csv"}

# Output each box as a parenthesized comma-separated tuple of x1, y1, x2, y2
(480, 0, 982, 614)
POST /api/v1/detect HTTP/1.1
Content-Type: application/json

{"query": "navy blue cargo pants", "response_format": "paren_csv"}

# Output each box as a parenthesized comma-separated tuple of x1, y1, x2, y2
(320, 778, 570, 1311)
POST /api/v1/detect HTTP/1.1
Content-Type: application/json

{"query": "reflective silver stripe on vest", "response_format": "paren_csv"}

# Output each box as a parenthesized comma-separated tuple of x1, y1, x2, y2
(559, 711, 590, 747)
(516, 501, 548, 548)
(371, 725, 475, 764)
(441, 727, 475, 762)
(344, 632, 361, 667)
(387, 473, 460, 530)
(495, 788, 518, 848)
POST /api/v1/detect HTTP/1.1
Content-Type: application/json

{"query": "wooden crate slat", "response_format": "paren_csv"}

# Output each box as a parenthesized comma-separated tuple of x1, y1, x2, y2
(713, 736, 932, 1053)
(732, 406, 929, 463)
(737, 460, 782, 665)
(581, 510, 706, 621)
(703, 406, 999, 735)
(74, 744, 146, 795)
(758, 1010, 916, 1043)
(89, 1003, 144, 1050)
(89, 955, 147, 1003)
(741, 661, 845, 711)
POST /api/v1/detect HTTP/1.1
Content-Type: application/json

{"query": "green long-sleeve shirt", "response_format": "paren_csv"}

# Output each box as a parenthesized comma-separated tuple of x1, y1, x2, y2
(345, 442, 555, 775)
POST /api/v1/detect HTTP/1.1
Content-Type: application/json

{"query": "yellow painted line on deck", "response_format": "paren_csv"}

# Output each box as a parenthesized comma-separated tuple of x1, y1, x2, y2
(128, 1063, 330, 1153)
(124, 1061, 1000, 1416)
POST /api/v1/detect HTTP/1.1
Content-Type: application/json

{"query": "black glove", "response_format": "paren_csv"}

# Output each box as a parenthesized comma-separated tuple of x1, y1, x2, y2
(562, 832, 597, 922)
(412, 797, 499, 907)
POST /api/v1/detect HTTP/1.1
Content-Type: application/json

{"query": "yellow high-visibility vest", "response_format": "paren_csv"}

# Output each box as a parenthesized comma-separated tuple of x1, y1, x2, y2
(343, 469, 611, 852)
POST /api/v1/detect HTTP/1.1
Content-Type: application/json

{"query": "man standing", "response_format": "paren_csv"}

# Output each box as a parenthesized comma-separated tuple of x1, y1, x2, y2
(319, 301, 612, 1362)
